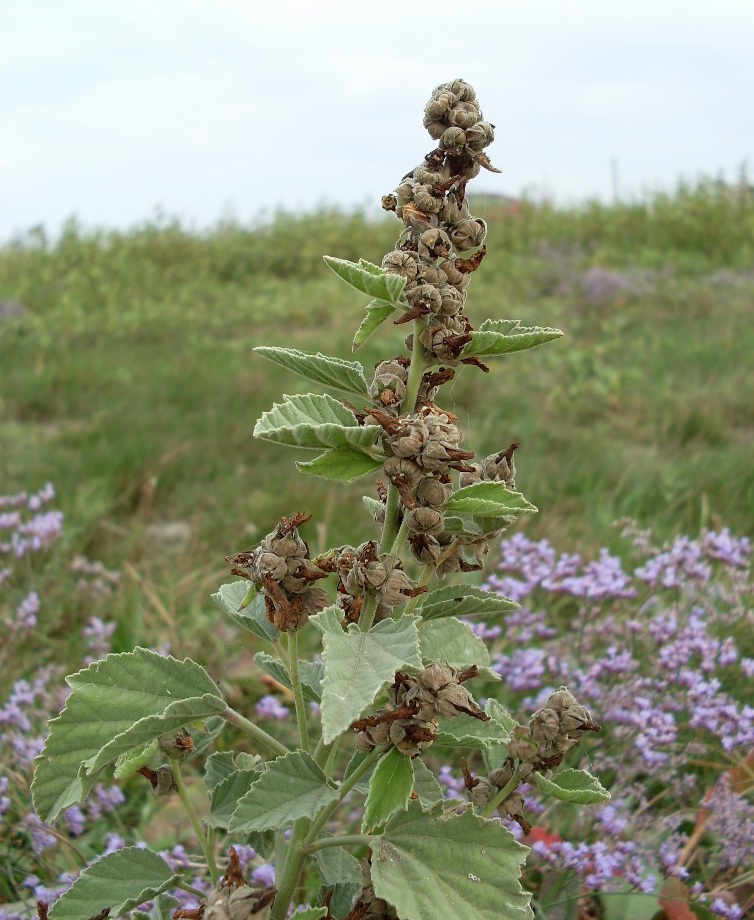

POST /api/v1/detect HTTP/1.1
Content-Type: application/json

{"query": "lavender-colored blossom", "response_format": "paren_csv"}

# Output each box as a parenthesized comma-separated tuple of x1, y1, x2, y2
(63, 805, 86, 837)
(103, 833, 126, 854)
(82, 616, 117, 662)
(709, 899, 744, 920)
(11, 590, 40, 631)
(23, 812, 57, 855)
(250, 863, 276, 886)
(255, 694, 290, 721)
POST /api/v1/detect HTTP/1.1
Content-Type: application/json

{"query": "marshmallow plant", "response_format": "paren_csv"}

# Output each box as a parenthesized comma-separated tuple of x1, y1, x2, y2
(32, 80, 609, 920)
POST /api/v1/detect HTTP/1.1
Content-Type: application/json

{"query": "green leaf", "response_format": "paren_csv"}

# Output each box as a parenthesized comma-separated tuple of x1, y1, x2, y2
(84, 694, 226, 778)
(113, 738, 159, 779)
(212, 582, 280, 642)
(352, 299, 396, 352)
(419, 617, 490, 670)
(254, 346, 369, 397)
(324, 255, 407, 305)
(254, 393, 382, 452)
(317, 881, 361, 920)
(477, 319, 525, 335)
(205, 768, 260, 829)
(297, 447, 384, 482)
(229, 750, 339, 833)
(435, 713, 512, 750)
(33, 649, 225, 823)
(48, 847, 182, 920)
(288, 909, 327, 920)
(255, 651, 325, 703)
(462, 325, 563, 359)
(342, 749, 376, 796)
(532, 768, 611, 804)
(362, 748, 414, 834)
(444, 482, 538, 516)
(314, 842, 363, 887)
(414, 585, 518, 621)
(314, 837, 363, 917)
(411, 759, 444, 810)
(362, 495, 384, 521)
(371, 802, 532, 920)
(311, 607, 422, 744)
(204, 751, 239, 790)
(482, 699, 518, 773)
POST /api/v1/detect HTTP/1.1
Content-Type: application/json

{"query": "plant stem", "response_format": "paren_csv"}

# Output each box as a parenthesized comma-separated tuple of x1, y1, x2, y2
(378, 484, 402, 555)
(287, 630, 310, 753)
(403, 317, 427, 413)
(170, 758, 219, 886)
(221, 705, 289, 758)
(304, 834, 372, 854)
(323, 736, 341, 777)
(482, 766, 522, 820)
(357, 592, 379, 632)
(304, 745, 385, 845)
(178, 880, 212, 899)
(270, 819, 309, 920)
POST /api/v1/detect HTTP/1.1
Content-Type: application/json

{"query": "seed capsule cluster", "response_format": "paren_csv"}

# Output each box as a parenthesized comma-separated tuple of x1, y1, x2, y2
(354, 663, 486, 757)
(365, 80, 521, 576)
(227, 515, 328, 631)
(469, 687, 600, 831)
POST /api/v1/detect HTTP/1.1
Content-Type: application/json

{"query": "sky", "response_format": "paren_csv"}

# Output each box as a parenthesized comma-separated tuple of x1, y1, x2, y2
(1, 0, 752, 242)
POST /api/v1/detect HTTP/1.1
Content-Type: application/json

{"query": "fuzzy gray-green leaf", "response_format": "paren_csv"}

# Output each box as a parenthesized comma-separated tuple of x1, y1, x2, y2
(212, 582, 280, 642)
(254, 651, 324, 703)
(444, 482, 538, 516)
(324, 255, 406, 305)
(311, 607, 422, 744)
(229, 750, 339, 833)
(254, 393, 382, 452)
(532, 768, 611, 804)
(419, 617, 490, 670)
(352, 299, 396, 351)
(371, 802, 532, 920)
(48, 847, 181, 920)
(414, 585, 518, 621)
(254, 346, 369, 396)
(362, 748, 414, 834)
(33, 649, 224, 823)
(462, 325, 563, 359)
(205, 768, 260, 829)
(411, 758, 444, 810)
(297, 447, 384, 482)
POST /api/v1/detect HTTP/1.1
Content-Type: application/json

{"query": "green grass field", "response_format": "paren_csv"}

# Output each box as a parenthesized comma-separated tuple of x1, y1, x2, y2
(1, 176, 753, 664)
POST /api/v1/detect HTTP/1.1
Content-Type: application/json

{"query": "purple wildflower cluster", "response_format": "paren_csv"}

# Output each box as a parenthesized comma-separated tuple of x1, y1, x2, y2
(1, 483, 61, 635)
(484, 524, 754, 918)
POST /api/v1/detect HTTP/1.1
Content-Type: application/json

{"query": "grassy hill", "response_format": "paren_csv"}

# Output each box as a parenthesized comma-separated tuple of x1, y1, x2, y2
(1, 177, 753, 609)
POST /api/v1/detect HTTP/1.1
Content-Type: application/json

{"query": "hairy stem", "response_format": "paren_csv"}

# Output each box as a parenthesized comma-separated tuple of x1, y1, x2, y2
(357, 592, 379, 632)
(482, 766, 522, 820)
(170, 758, 219, 886)
(304, 745, 386, 845)
(303, 834, 372, 854)
(221, 705, 289, 758)
(270, 819, 309, 920)
(287, 630, 310, 753)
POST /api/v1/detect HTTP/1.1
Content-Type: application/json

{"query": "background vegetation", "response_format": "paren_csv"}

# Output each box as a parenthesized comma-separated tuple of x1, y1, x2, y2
(1, 174, 753, 919)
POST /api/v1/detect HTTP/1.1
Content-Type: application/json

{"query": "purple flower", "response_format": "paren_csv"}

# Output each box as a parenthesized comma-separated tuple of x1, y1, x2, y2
(255, 695, 290, 721)
(250, 863, 276, 886)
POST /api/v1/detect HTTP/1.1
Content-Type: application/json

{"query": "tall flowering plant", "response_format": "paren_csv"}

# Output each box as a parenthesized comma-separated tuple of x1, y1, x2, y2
(31, 80, 608, 920)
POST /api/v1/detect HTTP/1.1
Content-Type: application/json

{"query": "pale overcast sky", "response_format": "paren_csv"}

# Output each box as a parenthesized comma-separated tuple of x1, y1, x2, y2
(1, 0, 752, 241)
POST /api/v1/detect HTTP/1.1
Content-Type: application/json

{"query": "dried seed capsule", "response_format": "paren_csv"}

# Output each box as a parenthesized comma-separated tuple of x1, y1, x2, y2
(449, 217, 487, 252)
(406, 283, 442, 314)
(406, 506, 445, 536)
(446, 78, 477, 102)
(530, 707, 561, 742)
(424, 119, 448, 140)
(440, 126, 467, 154)
(424, 90, 456, 120)
(459, 463, 483, 488)
(437, 283, 464, 316)
(414, 475, 452, 507)
(413, 165, 444, 185)
(447, 101, 481, 129)
(381, 249, 419, 281)
(413, 184, 443, 213)
(465, 120, 495, 151)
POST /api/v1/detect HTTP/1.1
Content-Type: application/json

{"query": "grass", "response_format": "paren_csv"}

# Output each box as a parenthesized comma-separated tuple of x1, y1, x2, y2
(1, 176, 753, 661)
